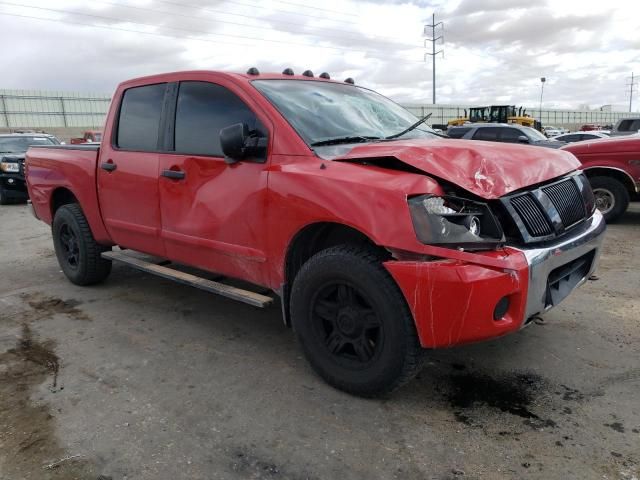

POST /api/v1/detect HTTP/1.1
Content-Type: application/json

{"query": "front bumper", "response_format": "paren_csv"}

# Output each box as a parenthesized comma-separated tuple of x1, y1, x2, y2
(385, 210, 606, 348)
(0, 173, 28, 199)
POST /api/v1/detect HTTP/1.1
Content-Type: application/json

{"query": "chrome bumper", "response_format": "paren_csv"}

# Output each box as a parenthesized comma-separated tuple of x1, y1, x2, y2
(514, 210, 606, 321)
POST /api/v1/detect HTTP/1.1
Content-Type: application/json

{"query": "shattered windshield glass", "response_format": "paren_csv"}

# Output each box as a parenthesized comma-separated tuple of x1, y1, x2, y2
(252, 79, 436, 146)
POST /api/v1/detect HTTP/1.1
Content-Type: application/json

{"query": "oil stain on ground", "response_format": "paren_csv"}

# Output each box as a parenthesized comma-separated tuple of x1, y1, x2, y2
(20, 292, 91, 321)
(439, 370, 559, 429)
(0, 323, 102, 479)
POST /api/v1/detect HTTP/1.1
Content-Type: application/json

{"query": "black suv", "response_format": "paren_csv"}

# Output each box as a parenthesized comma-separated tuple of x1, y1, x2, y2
(0, 134, 60, 204)
(447, 123, 566, 149)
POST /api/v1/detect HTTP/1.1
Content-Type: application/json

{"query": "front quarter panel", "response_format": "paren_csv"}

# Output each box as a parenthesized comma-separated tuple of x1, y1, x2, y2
(267, 154, 445, 285)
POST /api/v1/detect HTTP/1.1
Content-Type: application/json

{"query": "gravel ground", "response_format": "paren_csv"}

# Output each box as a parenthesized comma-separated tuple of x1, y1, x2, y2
(0, 203, 638, 480)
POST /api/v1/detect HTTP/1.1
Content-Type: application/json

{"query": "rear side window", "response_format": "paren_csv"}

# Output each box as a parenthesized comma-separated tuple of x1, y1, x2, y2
(174, 81, 265, 157)
(498, 128, 524, 142)
(116, 83, 166, 151)
(472, 127, 500, 141)
(447, 127, 470, 139)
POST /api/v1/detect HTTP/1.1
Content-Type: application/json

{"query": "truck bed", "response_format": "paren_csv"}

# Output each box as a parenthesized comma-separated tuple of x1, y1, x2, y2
(26, 144, 111, 244)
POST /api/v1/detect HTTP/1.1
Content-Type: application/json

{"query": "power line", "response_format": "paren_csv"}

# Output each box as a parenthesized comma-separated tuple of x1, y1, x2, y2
(265, 0, 358, 17)
(0, 9, 423, 64)
(160, 0, 360, 25)
(0, 1, 420, 58)
(93, 0, 421, 50)
(152, 0, 410, 45)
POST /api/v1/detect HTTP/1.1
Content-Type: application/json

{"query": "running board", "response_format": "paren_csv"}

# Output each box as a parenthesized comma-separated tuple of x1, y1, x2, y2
(101, 250, 273, 308)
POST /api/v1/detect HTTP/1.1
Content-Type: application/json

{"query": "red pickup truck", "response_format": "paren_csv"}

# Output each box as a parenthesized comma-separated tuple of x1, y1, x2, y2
(26, 70, 606, 396)
(70, 130, 103, 144)
(561, 136, 640, 222)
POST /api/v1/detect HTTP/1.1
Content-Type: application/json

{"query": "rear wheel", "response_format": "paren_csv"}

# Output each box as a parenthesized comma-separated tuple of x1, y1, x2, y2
(290, 245, 424, 397)
(52, 204, 112, 285)
(589, 176, 629, 223)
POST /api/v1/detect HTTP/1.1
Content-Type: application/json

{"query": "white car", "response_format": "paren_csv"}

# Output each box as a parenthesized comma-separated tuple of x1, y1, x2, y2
(543, 125, 568, 137)
(553, 131, 610, 143)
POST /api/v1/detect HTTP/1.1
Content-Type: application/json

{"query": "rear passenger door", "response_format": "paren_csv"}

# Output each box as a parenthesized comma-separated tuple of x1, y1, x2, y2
(157, 79, 272, 286)
(472, 127, 501, 142)
(98, 83, 168, 257)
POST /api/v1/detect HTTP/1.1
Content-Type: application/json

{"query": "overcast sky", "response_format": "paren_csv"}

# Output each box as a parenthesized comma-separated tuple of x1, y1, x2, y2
(1, 0, 638, 109)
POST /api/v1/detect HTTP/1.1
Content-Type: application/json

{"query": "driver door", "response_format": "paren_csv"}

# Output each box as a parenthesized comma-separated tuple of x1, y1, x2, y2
(158, 80, 272, 286)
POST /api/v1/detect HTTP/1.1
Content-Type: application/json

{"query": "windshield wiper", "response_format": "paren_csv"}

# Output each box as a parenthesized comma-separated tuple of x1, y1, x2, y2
(310, 135, 382, 147)
(384, 113, 433, 140)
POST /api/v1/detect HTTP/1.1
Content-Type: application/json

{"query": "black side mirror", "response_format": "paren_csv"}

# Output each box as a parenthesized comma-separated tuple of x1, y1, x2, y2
(220, 123, 267, 164)
(517, 135, 529, 144)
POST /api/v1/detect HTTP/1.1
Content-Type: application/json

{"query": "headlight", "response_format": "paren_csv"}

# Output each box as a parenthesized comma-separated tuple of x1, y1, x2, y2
(408, 195, 504, 250)
(0, 162, 20, 173)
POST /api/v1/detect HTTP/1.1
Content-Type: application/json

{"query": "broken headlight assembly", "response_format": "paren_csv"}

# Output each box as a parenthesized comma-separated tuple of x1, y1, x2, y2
(408, 195, 505, 250)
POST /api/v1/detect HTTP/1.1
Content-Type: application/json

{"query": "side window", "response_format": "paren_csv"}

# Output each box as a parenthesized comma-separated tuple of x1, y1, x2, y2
(498, 128, 524, 143)
(116, 83, 166, 151)
(174, 81, 266, 157)
(563, 134, 579, 142)
(618, 120, 632, 131)
(447, 127, 470, 139)
(472, 127, 500, 141)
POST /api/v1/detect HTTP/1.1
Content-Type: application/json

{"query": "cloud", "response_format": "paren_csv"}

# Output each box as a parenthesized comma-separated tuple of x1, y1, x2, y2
(0, 0, 637, 110)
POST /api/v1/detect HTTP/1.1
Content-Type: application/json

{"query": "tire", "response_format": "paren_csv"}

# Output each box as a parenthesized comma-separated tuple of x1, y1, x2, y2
(52, 203, 112, 285)
(290, 245, 424, 397)
(589, 176, 629, 223)
(0, 186, 10, 205)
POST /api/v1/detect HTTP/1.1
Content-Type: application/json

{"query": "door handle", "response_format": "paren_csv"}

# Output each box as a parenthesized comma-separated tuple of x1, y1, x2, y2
(161, 169, 186, 180)
(101, 161, 117, 172)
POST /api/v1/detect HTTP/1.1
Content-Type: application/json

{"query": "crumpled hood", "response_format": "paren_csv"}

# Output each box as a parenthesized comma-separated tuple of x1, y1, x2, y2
(326, 138, 580, 199)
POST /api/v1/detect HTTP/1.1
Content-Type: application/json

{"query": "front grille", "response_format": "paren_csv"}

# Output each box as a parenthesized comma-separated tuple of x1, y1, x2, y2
(510, 194, 553, 237)
(543, 180, 586, 227)
(501, 174, 591, 243)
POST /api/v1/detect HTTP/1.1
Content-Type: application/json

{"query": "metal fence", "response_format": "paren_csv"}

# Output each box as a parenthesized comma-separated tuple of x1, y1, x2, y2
(403, 104, 640, 129)
(1, 89, 638, 129)
(0, 89, 111, 129)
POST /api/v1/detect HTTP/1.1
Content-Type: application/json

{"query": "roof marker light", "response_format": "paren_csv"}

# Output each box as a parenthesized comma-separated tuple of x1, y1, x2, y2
(344, 77, 355, 84)
(302, 70, 314, 77)
(319, 72, 330, 79)
(246, 67, 260, 75)
(282, 68, 294, 75)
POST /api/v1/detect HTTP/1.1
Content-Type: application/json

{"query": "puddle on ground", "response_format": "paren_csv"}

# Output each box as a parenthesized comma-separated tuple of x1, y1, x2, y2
(0, 323, 105, 479)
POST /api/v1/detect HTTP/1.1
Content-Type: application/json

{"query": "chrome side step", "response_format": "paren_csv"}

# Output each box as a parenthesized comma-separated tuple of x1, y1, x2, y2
(101, 250, 273, 308)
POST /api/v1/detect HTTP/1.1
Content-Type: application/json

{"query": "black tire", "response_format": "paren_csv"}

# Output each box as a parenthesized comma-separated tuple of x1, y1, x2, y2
(52, 203, 112, 285)
(589, 176, 629, 223)
(0, 186, 10, 205)
(290, 245, 424, 397)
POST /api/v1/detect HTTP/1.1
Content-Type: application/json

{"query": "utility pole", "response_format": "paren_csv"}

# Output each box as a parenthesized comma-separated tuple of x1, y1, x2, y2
(539, 77, 546, 118)
(627, 72, 637, 112)
(424, 13, 443, 105)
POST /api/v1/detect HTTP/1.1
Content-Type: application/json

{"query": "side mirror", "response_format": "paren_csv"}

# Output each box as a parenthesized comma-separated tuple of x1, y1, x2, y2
(517, 135, 529, 144)
(219, 123, 267, 164)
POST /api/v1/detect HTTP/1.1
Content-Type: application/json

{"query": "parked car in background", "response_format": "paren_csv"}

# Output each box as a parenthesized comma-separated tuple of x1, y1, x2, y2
(543, 125, 567, 137)
(447, 123, 567, 148)
(562, 136, 640, 221)
(70, 130, 103, 144)
(610, 118, 640, 137)
(553, 131, 610, 143)
(25, 69, 605, 396)
(0, 133, 60, 204)
(580, 124, 599, 131)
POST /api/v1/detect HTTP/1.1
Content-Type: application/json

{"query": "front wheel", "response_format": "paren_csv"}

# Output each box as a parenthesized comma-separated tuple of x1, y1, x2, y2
(290, 245, 424, 397)
(589, 176, 629, 223)
(52, 203, 112, 285)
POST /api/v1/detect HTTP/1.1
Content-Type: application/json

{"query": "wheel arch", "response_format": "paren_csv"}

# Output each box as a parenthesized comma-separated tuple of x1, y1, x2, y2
(50, 187, 79, 217)
(281, 222, 387, 327)
(583, 166, 636, 196)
